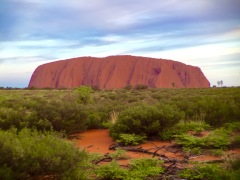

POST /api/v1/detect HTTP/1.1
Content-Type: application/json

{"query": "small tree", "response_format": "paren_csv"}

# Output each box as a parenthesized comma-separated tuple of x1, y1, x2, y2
(135, 84, 148, 90)
(124, 84, 132, 90)
(75, 86, 93, 104)
(217, 80, 223, 87)
(220, 80, 223, 87)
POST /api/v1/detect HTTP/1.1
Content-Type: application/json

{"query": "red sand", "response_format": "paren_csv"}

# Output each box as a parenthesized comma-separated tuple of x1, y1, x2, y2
(73, 129, 177, 158)
(73, 129, 182, 165)
(73, 129, 114, 154)
(72, 129, 240, 165)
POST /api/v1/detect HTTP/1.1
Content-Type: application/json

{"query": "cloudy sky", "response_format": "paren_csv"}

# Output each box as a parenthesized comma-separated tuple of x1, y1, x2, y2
(0, 0, 240, 88)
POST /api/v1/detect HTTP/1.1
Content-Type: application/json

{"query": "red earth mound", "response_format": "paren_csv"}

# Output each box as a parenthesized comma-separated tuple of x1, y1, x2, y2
(28, 55, 210, 89)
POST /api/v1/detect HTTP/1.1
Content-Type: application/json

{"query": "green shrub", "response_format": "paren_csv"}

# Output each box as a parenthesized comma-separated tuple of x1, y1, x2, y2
(0, 165, 14, 179)
(109, 148, 128, 160)
(178, 162, 240, 180)
(94, 158, 164, 180)
(127, 158, 164, 179)
(135, 84, 148, 90)
(102, 121, 112, 128)
(86, 112, 105, 129)
(178, 164, 223, 180)
(95, 161, 127, 180)
(125, 84, 132, 90)
(110, 105, 160, 138)
(227, 157, 240, 171)
(210, 149, 224, 156)
(223, 122, 240, 132)
(175, 134, 204, 148)
(232, 135, 240, 145)
(159, 120, 210, 140)
(29, 99, 88, 134)
(223, 157, 240, 180)
(75, 86, 93, 104)
(175, 128, 230, 149)
(175, 120, 210, 134)
(159, 129, 176, 140)
(110, 104, 182, 139)
(0, 128, 89, 179)
(117, 133, 146, 146)
(0, 108, 25, 130)
(205, 128, 230, 149)
(183, 147, 202, 155)
(200, 97, 240, 127)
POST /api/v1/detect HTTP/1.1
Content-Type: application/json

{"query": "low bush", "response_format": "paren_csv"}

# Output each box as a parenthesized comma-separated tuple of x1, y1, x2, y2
(110, 104, 183, 139)
(178, 164, 223, 180)
(175, 134, 204, 148)
(203, 97, 240, 127)
(179, 159, 240, 180)
(86, 112, 106, 129)
(0, 95, 90, 134)
(94, 161, 127, 180)
(117, 133, 146, 146)
(109, 148, 128, 160)
(232, 135, 240, 145)
(95, 158, 163, 180)
(0, 165, 14, 179)
(75, 86, 93, 104)
(175, 127, 230, 149)
(135, 84, 148, 90)
(128, 158, 164, 179)
(159, 120, 210, 140)
(183, 147, 202, 155)
(125, 84, 132, 90)
(205, 128, 230, 149)
(223, 122, 240, 132)
(175, 120, 210, 134)
(210, 149, 224, 156)
(0, 128, 89, 179)
(227, 156, 240, 172)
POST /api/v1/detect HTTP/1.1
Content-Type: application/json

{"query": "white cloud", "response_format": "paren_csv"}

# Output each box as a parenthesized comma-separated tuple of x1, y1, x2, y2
(0, 39, 79, 58)
(99, 35, 125, 43)
(2, 39, 77, 48)
(0, 56, 51, 88)
(154, 42, 240, 61)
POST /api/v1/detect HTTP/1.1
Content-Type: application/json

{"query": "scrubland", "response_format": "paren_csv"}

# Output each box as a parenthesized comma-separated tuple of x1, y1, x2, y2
(0, 87, 239, 179)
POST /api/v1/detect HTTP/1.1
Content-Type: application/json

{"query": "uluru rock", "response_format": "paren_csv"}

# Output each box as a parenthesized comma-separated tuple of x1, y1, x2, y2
(28, 55, 210, 89)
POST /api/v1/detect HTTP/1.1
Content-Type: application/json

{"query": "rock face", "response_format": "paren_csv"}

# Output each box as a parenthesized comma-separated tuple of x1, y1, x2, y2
(28, 55, 210, 89)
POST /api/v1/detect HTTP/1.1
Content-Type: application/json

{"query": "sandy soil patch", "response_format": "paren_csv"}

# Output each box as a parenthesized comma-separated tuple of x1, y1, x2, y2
(72, 129, 239, 165)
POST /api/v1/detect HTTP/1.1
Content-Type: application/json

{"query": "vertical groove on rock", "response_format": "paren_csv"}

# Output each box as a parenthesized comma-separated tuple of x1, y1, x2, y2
(127, 59, 138, 85)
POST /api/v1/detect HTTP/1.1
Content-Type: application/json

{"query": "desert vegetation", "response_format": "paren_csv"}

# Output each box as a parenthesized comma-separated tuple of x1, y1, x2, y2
(0, 87, 239, 179)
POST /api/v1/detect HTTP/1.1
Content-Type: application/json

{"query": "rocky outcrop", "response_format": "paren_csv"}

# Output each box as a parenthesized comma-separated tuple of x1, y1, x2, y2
(28, 55, 210, 89)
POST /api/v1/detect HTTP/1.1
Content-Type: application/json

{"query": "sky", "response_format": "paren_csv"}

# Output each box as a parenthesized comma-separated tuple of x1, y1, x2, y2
(0, 0, 240, 88)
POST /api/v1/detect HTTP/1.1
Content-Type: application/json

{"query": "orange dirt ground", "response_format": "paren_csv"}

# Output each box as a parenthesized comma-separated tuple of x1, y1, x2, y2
(72, 129, 239, 165)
